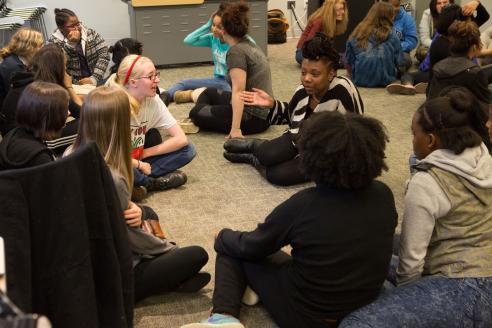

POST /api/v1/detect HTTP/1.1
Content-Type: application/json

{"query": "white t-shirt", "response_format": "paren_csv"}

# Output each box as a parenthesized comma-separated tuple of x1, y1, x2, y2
(131, 95, 177, 159)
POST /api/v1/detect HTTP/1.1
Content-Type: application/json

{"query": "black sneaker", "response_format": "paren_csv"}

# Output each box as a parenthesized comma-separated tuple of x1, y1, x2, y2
(146, 171, 187, 192)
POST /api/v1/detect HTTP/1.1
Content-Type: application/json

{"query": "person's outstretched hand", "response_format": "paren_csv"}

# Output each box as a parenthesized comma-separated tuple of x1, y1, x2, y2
(240, 88, 274, 108)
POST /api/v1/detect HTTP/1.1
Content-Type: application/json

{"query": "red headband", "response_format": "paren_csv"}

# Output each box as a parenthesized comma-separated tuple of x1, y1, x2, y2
(123, 55, 141, 85)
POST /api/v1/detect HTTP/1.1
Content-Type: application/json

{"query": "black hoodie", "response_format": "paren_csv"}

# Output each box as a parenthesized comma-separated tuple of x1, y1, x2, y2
(0, 127, 55, 170)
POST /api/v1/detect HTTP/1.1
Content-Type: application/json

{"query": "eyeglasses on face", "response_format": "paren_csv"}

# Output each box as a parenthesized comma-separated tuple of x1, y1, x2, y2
(134, 71, 161, 81)
(64, 21, 81, 30)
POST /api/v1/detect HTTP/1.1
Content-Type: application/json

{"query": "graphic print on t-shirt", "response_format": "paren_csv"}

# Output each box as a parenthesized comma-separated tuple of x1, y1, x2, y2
(131, 121, 148, 159)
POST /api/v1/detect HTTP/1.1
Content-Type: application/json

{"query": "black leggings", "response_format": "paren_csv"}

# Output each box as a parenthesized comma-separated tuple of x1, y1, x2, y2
(212, 252, 340, 328)
(254, 133, 308, 186)
(190, 88, 269, 135)
(400, 70, 429, 86)
(134, 245, 208, 302)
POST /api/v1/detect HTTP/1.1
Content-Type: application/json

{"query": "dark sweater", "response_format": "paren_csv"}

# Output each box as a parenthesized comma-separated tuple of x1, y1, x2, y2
(0, 55, 25, 100)
(0, 127, 54, 170)
(215, 181, 398, 319)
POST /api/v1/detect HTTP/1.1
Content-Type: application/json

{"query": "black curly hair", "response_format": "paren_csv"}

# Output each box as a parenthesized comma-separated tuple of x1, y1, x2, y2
(419, 87, 485, 154)
(108, 38, 143, 74)
(301, 33, 341, 69)
(297, 111, 388, 189)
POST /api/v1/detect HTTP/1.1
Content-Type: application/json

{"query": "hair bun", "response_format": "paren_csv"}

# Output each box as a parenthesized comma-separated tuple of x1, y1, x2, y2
(441, 86, 475, 114)
(54, 8, 61, 14)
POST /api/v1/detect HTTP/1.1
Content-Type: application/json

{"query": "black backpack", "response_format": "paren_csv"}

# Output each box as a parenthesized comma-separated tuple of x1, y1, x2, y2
(268, 9, 289, 44)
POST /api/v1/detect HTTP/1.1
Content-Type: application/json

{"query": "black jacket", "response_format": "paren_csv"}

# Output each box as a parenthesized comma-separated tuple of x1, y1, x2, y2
(215, 182, 397, 324)
(0, 55, 25, 100)
(0, 142, 134, 327)
(0, 71, 81, 136)
(0, 127, 54, 170)
(428, 56, 491, 104)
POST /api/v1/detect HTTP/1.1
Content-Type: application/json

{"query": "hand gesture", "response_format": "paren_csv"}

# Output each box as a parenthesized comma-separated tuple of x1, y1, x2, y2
(77, 77, 94, 85)
(240, 88, 274, 108)
(67, 29, 81, 42)
(124, 201, 142, 227)
(139, 161, 152, 175)
(226, 128, 244, 139)
(462, 0, 479, 16)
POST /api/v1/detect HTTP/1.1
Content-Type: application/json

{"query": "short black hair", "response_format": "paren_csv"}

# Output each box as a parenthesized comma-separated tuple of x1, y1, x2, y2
(16, 81, 69, 140)
(297, 111, 388, 189)
(302, 33, 341, 69)
(417, 88, 483, 154)
(436, 4, 463, 35)
(109, 38, 143, 74)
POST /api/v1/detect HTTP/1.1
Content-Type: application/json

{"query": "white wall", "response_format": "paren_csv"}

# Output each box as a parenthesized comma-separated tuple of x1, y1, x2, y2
(7, 0, 131, 45)
(268, 0, 307, 37)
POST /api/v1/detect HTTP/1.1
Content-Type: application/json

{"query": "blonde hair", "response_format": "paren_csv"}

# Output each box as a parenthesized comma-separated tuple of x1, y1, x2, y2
(72, 87, 134, 192)
(349, 2, 394, 49)
(0, 28, 44, 60)
(109, 54, 154, 115)
(308, 0, 348, 38)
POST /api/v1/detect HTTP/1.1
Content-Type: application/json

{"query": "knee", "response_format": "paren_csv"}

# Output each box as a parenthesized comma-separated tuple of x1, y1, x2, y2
(187, 245, 209, 266)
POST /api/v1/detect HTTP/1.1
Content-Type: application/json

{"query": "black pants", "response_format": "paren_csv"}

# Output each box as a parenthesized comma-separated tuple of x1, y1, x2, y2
(190, 88, 269, 135)
(400, 70, 429, 86)
(213, 251, 336, 328)
(134, 245, 208, 302)
(254, 133, 308, 186)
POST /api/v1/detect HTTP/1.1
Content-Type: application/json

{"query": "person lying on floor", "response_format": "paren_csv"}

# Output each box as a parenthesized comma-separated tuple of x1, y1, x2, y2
(181, 111, 397, 328)
(340, 88, 492, 328)
(106, 54, 195, 197)
(0, 81, 68, 170)
(66, 87, 210, 303)
(223, 34, 363, 186)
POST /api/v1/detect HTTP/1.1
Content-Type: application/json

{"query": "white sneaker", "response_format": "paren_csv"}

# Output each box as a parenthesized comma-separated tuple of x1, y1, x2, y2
(179, 118, 200, 134)
(192, 87, 207, 103)
(241, 285, 259, 306)
(180, 313, 245, 328)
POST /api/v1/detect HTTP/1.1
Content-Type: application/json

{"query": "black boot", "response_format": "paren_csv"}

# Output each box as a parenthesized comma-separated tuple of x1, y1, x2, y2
(223, 138, 265, 153)
(224, 152, 267, 179)
(146, 171, 187, 192)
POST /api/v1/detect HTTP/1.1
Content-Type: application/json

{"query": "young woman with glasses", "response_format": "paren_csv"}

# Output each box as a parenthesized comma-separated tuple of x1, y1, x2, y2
(48, 8, 110, 86)
(106, 55, 196, 197)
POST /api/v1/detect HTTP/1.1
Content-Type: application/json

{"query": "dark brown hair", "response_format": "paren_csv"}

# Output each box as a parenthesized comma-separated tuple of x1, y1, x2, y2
(221, 2, 249, 38)
(16, 81, 69, 140)
(30, 44, 66, 86)
(447, 20, 481, 56)
(297, 111, 388, 189)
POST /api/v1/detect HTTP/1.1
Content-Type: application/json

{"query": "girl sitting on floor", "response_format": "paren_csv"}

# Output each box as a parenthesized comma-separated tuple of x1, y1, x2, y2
(340, 89, 492, 328)
(295, 0, 348, 64)
(181, 111, 397, 328)
(162, 3, 232, 105)
(0, 44, 82, 154)
(224, 34, 363, 186)
(49, 8, 110, 85)
(0, 82, 68, 169)
(189, 1, 273, 139)
(68, 87, 210, 303)
(345, 1, 402, 87)
(106, 54, 195, 194)
(0, 28, 43, 105)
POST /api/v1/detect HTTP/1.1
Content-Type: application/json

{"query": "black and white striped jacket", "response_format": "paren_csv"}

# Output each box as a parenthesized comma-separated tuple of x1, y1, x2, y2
(268, 76, 364, 135)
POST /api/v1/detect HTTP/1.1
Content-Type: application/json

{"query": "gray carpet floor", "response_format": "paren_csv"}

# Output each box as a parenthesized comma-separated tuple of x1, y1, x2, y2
(134, 39, 425, 327)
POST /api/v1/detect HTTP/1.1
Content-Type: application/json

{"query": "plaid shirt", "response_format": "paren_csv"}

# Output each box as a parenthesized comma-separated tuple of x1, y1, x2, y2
(49, 26, 109, 84)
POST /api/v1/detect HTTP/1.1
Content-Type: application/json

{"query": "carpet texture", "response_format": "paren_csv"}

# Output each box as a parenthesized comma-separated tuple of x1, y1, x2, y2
(134, 39, 425, 327)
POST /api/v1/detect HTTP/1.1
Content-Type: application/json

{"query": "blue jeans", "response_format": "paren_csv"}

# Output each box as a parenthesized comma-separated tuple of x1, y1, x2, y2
(134, 144, 196, 187)
(339, 275, 492, 327)
(166, 76, 231, 99)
